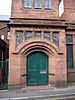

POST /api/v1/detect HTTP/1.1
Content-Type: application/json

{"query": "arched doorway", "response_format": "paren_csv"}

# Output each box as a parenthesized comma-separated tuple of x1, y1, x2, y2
(27, 51, 48, 86)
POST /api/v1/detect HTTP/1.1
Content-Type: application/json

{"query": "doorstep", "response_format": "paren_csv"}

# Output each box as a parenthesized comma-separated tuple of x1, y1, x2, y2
(21, 85, 53, 90)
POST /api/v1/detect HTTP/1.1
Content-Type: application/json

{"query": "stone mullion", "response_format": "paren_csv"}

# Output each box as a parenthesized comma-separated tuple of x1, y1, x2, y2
(50, 31, 53, 42)
(32, 31, 35, 39)
(23, 31, 25, 42)
(42, 0, 44, 10)
(24, 31, 26, 42)
(42, 31, 44, 40)
(32, 0, 34, 9)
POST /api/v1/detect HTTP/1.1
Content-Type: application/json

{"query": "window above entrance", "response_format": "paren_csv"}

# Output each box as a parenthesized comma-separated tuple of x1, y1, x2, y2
(16, 31, 23, 46)
(16, 30, 59, 47)
(35, 32, 41, 38)
(25, 31, 32, 40)
(52, 32, 59, 46)
(24, 0, 52, 10)
(44, 32, 50, 40)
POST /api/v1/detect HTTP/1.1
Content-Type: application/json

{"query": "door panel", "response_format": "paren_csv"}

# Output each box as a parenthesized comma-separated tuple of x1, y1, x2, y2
(0, 61, 8, 90)
(67, 44, 74, 69)
(27, 53, 37, 86)
(37, 53, 48, 85)
(27, 52, 48, 86)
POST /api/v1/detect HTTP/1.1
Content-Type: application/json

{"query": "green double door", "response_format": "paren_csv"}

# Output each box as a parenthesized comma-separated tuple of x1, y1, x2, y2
(27, 52, 48, 86)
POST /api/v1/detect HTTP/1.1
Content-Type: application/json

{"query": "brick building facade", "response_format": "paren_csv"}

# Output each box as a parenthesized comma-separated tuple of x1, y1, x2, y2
(0, 16, 9, 89)
(0, 15, 10, 46)
(0, 15, 10, 61)
(8, 0, 75, 88)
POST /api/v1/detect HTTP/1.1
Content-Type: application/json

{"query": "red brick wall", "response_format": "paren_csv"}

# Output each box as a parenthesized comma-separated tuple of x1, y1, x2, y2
(11, 0, 59, 19)
(63, 0, 75, 83)
(61, 0, 75, 23)
(0, 21, 10, 46)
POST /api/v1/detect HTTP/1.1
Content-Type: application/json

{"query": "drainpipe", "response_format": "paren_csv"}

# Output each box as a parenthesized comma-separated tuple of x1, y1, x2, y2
(2, 50, 3, 61)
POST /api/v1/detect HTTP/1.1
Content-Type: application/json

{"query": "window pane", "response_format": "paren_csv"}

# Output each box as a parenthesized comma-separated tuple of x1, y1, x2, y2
(67, 45, 74, 69)
(24, 0, 32, 8)
(45, 0, 52, 9)
(25, 31, 32, 40)
(44, 32, 50, 40)
(34, 0, 42, 9)
(53, 32, 59, 46)
(1, 34, 4, 40)
(35, 32, 41, 38)
(7, 32, 10, 40)
(66, 35, 72, 43)
(16, 32, 23, 46)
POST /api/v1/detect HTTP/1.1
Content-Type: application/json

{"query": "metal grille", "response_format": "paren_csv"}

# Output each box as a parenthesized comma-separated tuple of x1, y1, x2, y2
(0, 61, 8, 90)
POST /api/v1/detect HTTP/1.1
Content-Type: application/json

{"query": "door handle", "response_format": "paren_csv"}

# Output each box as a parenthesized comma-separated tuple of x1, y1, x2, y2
(48, 73, 55, 76)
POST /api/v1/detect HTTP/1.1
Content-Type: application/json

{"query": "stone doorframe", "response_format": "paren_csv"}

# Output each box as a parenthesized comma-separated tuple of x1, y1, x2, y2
(16, 40, 59, 88)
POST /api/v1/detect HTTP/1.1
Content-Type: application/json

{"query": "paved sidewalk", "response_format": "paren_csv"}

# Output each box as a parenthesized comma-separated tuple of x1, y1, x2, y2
(0, 86, 75, 100)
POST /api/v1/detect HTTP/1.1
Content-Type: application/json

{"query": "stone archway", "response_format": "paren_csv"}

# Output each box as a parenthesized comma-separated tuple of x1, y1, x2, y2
(18, 40, 58, 87)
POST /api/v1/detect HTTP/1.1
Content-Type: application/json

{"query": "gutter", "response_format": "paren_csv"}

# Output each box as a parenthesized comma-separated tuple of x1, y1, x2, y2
(10, 17, 66, 21)
(8, 23, 68, 29)
(0, 25, 8, 30)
